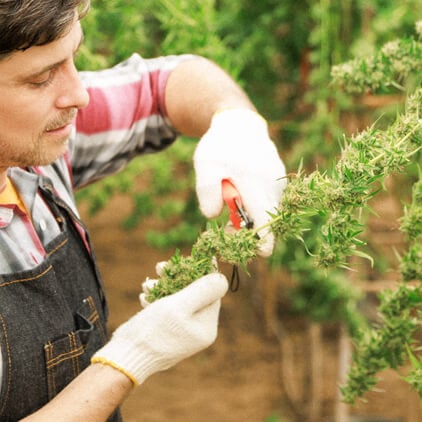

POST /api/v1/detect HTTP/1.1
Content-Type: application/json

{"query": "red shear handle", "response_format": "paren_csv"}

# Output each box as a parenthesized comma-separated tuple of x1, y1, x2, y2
(222, 179, 242, 229)
(222, 178, 253, 230)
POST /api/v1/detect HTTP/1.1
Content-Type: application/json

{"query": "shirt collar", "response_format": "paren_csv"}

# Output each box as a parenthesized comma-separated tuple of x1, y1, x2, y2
(4, 168, 41, 214)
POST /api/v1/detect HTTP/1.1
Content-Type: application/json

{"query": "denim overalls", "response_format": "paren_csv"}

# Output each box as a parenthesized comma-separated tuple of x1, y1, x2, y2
(0, 180, 121, 421)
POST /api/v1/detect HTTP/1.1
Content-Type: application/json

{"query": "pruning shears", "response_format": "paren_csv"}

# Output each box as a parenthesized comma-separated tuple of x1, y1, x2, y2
(221, 178, 254, 230)
(221, 178, 254, 291)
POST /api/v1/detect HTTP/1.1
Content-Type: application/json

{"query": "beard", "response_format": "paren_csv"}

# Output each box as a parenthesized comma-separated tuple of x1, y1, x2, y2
(0, 109, 77, 169)
(44, 108, 77, 132)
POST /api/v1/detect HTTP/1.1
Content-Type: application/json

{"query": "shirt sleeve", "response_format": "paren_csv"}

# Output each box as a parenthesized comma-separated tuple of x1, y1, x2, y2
(70, 53, 196, 189)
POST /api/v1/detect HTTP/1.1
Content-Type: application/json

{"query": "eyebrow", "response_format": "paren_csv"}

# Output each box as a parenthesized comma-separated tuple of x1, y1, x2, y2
(19, 32, 84, 82)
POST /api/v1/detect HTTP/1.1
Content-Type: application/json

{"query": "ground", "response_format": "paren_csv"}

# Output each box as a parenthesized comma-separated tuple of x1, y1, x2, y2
(80, 190, 422, 422)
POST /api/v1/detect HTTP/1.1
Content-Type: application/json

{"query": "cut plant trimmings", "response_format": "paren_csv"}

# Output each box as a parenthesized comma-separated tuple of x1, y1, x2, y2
(146, 87, 422, 304)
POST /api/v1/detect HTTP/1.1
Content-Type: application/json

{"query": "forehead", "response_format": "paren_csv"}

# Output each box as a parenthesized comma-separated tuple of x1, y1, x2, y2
(0, 19, 83, 82)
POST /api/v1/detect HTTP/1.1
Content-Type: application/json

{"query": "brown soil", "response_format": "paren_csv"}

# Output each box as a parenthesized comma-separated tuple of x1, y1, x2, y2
(81, 191, 422, 422)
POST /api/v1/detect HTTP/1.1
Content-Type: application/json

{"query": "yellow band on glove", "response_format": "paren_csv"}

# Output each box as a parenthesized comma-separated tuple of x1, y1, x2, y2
(91, 356, 140, 387)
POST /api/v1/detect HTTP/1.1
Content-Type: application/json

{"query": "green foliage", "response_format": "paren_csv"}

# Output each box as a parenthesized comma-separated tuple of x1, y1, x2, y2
(287, 258, 366, 338)
(77, 0, 161, 68)
(146, 83, 421, 299)
(146, 223, 259, 301)
(145, 23, 422, 403)
(264, 415, 284, 422)
(330, 23, 422, 403)
(401, 176, 422, 280)
(76, 0, 422, 404)
(405, 345, 422, 396)
(341, 284, 422, 404)
(150, 0, 241, 77)
(331, 36, 422, 94)
(271, 88, 422, 269)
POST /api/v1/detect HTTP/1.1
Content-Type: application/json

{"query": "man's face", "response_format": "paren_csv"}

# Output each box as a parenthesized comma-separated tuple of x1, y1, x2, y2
(0, 18, 89, 172)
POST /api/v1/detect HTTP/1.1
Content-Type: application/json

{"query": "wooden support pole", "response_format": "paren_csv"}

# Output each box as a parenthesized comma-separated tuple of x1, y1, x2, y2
(335, 324, 351, 422)
(308, 322, 323, 421)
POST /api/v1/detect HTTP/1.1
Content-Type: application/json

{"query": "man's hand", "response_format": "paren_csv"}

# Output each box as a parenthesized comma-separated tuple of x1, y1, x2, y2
(194, 108, 286, 257)
(139, 261, 166, 308)
(92, 273, 228, 386)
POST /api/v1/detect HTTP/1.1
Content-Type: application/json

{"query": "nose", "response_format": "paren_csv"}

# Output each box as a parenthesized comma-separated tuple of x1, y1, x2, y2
(55, 61, 90, 110)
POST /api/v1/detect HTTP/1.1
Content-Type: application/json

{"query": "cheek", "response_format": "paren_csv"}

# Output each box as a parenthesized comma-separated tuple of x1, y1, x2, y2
(0, 92, 51, 134)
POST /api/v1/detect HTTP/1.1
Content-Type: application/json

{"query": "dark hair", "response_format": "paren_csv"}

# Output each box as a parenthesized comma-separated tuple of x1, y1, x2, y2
(0, 0, 90, 58)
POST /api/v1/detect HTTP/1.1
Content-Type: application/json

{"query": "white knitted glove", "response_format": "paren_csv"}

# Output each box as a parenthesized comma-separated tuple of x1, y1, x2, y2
(91, 273, 228, 386)
(194, 108, 286, 257)
(139, 261, 167, 308)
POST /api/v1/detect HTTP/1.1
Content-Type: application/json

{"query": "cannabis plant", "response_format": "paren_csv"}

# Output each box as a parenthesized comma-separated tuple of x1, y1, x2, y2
(147, 22, 422, 403)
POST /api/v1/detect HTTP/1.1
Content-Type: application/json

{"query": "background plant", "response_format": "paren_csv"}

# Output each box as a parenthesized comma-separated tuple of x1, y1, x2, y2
(76, 0, 422, 404)
(146, 19, 422, 402)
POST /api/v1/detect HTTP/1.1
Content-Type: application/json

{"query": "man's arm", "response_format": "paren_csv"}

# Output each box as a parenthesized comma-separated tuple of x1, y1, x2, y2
(20, 273, 228, 421)
(19, 57, 281, 421)
(164, 57, 256, 137)
(21, 364, 133, 421)
(168, 57, 287, 257)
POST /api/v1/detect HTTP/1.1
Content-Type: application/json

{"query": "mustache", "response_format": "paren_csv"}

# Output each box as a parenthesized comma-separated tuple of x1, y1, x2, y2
(45, 109, 78, 132)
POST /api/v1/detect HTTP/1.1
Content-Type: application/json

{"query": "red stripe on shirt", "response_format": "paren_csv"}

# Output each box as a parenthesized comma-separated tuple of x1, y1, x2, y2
(76, 69, 169, 135)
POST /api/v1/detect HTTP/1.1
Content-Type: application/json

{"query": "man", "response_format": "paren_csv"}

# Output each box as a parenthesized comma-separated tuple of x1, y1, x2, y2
(0, 1, 286, 420)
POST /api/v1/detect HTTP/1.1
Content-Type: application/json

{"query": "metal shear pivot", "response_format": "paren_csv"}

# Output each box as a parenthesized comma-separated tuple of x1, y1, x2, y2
(221, 179, 254, 230)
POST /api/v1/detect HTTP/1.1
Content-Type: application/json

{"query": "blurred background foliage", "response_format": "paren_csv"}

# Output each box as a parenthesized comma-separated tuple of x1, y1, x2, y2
(77, 0, 420, 237)
(76, 0, 421, 342)
(75, 0, 422, 402)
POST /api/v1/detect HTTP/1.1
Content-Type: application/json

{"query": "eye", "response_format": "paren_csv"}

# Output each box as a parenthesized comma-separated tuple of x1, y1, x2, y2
(30, 68, 57, 88)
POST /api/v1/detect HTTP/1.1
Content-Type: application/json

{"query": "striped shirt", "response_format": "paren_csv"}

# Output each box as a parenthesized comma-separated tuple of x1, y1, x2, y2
(0, 53, 192, 275)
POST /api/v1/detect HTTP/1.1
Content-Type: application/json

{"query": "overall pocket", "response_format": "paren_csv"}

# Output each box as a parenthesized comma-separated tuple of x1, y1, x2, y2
(44, 296, 107, 400)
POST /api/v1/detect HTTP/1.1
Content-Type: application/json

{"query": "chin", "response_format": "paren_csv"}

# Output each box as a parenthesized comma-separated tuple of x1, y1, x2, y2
(36, 140, 70, 166)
